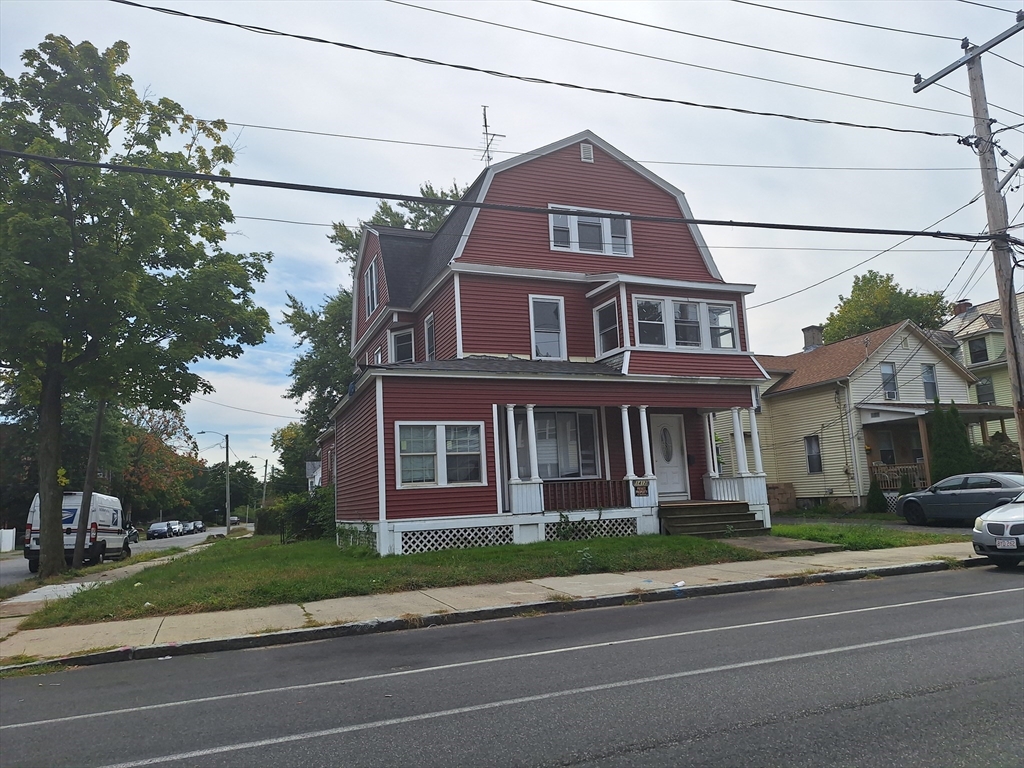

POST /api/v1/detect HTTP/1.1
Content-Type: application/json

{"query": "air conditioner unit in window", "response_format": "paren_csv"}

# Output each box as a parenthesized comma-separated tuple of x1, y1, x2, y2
(884, 391, 898, 400)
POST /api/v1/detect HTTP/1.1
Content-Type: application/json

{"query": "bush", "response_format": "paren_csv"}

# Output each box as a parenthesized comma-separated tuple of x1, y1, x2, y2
(898, 472, 915, 496)
(258, 486, 336, 543)
(865, 477, 888, 515)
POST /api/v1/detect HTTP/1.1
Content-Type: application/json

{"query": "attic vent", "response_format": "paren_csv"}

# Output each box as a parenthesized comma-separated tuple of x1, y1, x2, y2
(901, 336, 909, 349)
(580, 143, 594, 163)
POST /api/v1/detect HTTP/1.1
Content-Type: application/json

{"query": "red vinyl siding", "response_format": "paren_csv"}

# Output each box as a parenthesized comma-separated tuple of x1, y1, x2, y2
(460, 273, 596, 358)
(418, 277, 458, 360)
(355, 233, 386, 342)
(336, 386, 379, 522)
(627, 351, 765, 380)
(460, 143, 720, 283)
(684, 412, 708, 500)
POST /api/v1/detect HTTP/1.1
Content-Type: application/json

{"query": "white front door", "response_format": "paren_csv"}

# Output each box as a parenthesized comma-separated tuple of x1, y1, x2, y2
(650, 414, 689, 498)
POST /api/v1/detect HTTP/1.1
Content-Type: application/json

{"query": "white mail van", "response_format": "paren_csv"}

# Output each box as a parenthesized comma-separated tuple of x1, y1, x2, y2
(24, 491, 131, 573)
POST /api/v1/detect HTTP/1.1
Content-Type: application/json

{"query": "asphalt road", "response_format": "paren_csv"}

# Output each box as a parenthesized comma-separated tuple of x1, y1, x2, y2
(2, 567, 1021, 767)
(0, 528, 233, 588)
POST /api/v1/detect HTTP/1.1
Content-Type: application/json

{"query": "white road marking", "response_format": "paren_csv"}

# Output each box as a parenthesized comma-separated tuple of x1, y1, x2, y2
(93, 619, 1023, 768)
(3, 586, 1021, 732)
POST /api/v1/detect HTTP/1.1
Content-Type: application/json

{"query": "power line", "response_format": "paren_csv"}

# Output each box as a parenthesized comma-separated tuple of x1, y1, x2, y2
(218, 120, 982, 170)
(956, 0, 1021, 13)
(109, 0, 966, 140)
(385, 0, 974, 120)
(747, 193, 987, 309)
(532, 0, 913, 77)
(192, 396, 298, 420)
(8, 149, 1017, 245)
(730, 0, 962, 41)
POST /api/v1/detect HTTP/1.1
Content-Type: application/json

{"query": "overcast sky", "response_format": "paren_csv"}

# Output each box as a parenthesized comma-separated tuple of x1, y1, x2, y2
(3, 0, 1022, 471)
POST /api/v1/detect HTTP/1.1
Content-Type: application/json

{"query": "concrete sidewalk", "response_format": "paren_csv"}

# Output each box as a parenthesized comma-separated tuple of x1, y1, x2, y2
(0, 540, 988, 669)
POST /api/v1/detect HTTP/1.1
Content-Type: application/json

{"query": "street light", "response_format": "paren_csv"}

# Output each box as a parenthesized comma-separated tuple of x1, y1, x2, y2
(198, 431, 231, 535)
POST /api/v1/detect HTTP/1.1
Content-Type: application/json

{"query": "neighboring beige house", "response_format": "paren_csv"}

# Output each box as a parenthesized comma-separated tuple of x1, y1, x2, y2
(725, 320, 1013, 510)
(940, 293, 1024, 444)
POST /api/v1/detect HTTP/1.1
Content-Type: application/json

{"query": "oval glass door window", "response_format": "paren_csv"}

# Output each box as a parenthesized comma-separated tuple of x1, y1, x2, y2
(660, 426, 674, 462)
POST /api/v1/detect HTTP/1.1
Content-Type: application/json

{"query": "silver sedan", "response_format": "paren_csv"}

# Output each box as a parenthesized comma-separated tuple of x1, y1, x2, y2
(973, 490, 1024, 568)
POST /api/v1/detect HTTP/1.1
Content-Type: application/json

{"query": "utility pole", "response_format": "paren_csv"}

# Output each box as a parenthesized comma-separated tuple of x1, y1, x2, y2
(262, 459, 268, 509)
(914, 14, 1024, 467)
(225, 434, 231, 534)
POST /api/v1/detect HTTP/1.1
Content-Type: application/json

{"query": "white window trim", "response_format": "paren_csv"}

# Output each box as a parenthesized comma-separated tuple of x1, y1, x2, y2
(424, 313, 436, 361)
(529, 294, 568, 361)
(390, 328, 415, 364)
(374, 347, 383, 365)
(921, 363, 938, 400)
(516, 408, 602, 481)
(364, 259, 379, 318)
(880, 361, 898, 399)
(593, 298, 620, 357)
(631, 295, 741, 352)
(548, 204, 633, 257)
(395, 421, 487, 489)
(804, 435, 823, 474)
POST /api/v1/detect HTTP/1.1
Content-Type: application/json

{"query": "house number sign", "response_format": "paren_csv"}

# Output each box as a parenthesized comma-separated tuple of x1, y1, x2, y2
(633, 479, 650, 497)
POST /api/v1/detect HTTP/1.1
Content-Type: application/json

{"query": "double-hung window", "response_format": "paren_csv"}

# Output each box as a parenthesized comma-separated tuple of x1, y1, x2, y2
(391, 329, 413, 363)
(595, 301, 619, 355)
(515, 410, 599, 480)
(880, 362, 898, 399)
(804, 435, 822, 474)
(424, 314, 436, 361)
(363, 259, 378, 317)
(968, 337, 988, 363)
(633, 297, 739, 351)
(549, 207, 631, 256)
(530, 296, 566, 360)
(976, 376, 995, 404)
(397, 423, 484, 487)
(921, 364, 937, 401)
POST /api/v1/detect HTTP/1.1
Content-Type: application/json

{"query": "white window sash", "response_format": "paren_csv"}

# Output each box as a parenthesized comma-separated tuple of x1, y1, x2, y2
(548, 205, 633, 257)
(390, 329, 415, 363)
(396, 421, 486, 488)
(530, 295, 567, 361)
(632, 295, 741, 352)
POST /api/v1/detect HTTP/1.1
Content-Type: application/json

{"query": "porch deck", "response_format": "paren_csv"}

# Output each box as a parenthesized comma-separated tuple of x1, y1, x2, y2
(869, 462, 927, 492)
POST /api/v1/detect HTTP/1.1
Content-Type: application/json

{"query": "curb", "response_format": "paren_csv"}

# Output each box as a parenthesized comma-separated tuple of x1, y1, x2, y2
(0, 555, 989, 674)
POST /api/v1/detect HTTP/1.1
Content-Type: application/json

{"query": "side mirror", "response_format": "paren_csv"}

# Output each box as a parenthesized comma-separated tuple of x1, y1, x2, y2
(928, 486, 938, 493)
(992, 497, 1011, 507)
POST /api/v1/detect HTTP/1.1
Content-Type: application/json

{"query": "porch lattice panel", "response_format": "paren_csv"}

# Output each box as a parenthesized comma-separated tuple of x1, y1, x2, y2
(543, 517, 637, 541)
(884, 492, 899, 514)
(400, 525, 514, 554)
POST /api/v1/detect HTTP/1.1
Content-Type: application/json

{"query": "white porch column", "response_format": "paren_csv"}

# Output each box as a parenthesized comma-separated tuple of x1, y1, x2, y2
(703, 412, 719, 478)
(620, 405, 636, 479)
(505, 405, 520, 483)
(525, 404, 541, 482)
(637, 405, 654, 478)
(731, 407, 750, 475)
(748, 407, 764, 474)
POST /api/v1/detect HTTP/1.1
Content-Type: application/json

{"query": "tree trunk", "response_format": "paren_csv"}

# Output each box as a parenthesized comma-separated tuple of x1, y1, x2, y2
(37, 357, 66, 578)
(73, 399, 106, 569)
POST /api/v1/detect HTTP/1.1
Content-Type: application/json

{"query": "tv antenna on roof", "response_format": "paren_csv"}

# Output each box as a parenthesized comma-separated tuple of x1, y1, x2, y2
(480, 106, 504, 167)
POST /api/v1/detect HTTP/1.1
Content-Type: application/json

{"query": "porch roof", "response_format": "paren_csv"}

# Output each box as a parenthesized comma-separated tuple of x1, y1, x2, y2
(858, 401, 1015, 426)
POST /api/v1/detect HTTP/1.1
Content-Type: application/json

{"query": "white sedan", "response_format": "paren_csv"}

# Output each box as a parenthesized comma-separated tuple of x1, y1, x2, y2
(973, 490, 1024, 568)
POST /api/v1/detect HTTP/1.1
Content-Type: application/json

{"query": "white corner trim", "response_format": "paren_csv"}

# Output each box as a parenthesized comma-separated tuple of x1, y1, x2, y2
(619, 283, 630, 347)
(492, 404, 502, 514)
(454, 273, 464, 358)
(622, 349, 631, 374)
(376, 377, 386, 531)
(451, 169, 494, 263)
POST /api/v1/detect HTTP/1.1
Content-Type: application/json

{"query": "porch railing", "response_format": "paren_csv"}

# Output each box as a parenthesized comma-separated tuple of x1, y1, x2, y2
(869, 462, 927, 491)
(543, 479, 629, 512)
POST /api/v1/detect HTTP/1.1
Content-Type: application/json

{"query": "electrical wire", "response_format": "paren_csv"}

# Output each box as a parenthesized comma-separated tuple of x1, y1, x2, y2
(747, 193, 987, 309)
(108, 0, 966, 140)
(192, 396, 300, 420)
(956, 0, 1021, 13)
(531, 0, 913, 77)
(9, 149, 1017, 245)
(384, 0, 977, 120)
(730, 0, 962, 41)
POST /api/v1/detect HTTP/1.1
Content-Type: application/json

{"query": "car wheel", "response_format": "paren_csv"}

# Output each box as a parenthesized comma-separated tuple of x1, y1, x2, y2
(988, 555, 1021, 569)
(122, 544, 132, 560)
(28, 559, 39, 574)
(903, 501, 928, 526)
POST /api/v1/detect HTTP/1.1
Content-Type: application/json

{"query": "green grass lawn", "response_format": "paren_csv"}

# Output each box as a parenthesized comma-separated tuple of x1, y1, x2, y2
(19, 534, 767, 629)
(772, 523, 967, 550)
(777, 509, 903, 522)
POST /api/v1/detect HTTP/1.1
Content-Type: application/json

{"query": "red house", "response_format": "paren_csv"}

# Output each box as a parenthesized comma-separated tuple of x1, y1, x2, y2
(321, 131, 770, 554)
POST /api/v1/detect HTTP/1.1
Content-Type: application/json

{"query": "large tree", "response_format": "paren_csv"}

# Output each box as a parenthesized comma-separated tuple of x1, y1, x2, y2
(0, 36, 271, 576)
(822, 271, 950, 344)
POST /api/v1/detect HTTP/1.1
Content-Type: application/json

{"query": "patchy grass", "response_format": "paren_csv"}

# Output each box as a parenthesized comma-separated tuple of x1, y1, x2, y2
(20, 533, 766, 629)
(0, 662, 70, 679)
(779, 508, 903, 522)
(772, 524, 965, 551)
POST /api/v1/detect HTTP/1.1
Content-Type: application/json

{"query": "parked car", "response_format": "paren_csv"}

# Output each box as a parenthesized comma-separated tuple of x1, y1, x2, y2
(896, 472, 1024, 524)
(193, 521, 206, 533)
(182, 521, 195, 535)
(229, 516, 240, 525)
(167, 520, 184, 536)
(973, 491, 1024, 568)
(147, 522, 173, 540)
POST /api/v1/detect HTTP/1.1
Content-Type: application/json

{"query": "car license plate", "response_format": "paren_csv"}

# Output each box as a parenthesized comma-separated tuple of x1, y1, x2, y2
(995, 538, 1019, 550)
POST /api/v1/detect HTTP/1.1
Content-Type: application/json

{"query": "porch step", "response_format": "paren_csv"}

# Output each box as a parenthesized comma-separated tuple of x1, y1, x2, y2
(658, 502, 768, 538)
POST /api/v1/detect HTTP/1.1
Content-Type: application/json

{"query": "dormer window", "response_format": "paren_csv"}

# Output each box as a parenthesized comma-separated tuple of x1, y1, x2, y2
(968, 337, 988, 363)
(549, 206, 631, 256)
(391, 328, 414, 363)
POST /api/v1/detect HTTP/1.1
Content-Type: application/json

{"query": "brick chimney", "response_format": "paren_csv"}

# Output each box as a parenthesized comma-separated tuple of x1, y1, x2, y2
(802, 325, 824, 352)
(953, 299, 972, 316)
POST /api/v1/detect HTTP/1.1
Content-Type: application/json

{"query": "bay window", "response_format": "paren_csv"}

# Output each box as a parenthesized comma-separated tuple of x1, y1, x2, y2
(633, 296, 740, 351)
(595, 301, 619, 355)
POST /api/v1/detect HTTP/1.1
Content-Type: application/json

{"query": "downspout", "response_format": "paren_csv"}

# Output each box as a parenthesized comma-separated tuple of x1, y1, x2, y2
(840, 381, 862, 507)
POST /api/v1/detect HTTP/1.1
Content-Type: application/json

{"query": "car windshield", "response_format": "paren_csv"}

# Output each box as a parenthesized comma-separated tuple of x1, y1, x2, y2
(1014, 490, 1024, 503)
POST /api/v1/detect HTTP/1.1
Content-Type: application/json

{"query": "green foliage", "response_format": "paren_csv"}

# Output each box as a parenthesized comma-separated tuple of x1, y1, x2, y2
(261, 486, 336, 543)
(929, 402, 976, 481)
(551, 511, 603, 541)
(822, 271, 949, 344)
(898, 471, 915, 496)
(865, 477, 888, 515)
(189, 460, 259, 521)
(0, 36, 271, 577)
(972, 431, 1022, 473)
(269, 422, 318, 497)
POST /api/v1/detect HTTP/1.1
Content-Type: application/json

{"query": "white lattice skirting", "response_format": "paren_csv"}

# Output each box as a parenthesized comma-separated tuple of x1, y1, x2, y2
(346, 509, 658, 555)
